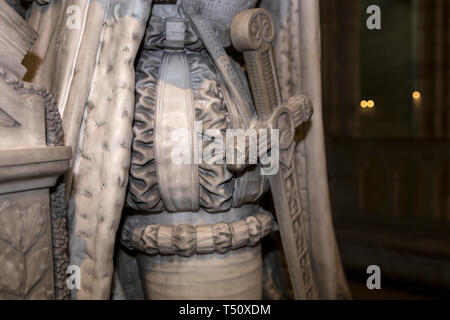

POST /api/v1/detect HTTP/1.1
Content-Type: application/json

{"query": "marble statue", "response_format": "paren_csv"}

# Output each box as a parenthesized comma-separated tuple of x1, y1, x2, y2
(2, 0, 352, 300)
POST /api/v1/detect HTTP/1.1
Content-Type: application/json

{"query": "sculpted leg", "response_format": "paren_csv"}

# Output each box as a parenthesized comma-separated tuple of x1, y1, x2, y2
(138, 247, 262, 300)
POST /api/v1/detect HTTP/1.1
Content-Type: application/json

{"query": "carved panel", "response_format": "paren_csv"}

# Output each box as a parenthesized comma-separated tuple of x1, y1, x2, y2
(0, 190, 54, 300)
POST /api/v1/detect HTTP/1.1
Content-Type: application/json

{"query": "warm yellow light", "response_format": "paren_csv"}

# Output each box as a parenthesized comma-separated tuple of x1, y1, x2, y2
(360, 100, 368, 108)
(367, 100, 375, 108)
(412, 91, 421, 100)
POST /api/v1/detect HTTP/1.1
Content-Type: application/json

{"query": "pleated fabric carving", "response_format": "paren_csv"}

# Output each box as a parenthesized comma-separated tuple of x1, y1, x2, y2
(127, 48, 234, 213)
(126, 7, 269, 214)
(126, 50, 164, 212)
(188, 51, 234, 213)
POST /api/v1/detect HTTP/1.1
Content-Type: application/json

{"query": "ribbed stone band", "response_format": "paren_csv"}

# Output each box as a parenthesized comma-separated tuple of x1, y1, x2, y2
(120, 213, 274, 257)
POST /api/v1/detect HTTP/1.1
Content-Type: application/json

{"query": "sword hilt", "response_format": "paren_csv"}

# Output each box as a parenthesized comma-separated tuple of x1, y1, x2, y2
(231, 8, 282, 121)
(231, 9, 313, 145)
(231, 8, 318, 300)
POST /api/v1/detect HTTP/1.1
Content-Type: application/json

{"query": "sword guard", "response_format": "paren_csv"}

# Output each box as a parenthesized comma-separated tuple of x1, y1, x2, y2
(284, 95, 314, 128)
(227, 94, 313, 172)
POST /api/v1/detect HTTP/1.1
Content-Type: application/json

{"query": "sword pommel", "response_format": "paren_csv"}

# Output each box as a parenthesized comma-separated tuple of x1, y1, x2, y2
(231, 8, 275, 52)
(231, 9, 281, 121)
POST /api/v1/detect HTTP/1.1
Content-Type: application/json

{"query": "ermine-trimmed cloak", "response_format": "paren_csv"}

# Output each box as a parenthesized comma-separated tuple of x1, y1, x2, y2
(26, 0, 152, 299)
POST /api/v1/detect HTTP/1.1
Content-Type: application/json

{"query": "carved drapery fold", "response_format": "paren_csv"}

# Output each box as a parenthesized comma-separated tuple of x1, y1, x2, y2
(127, 50, 164, 212)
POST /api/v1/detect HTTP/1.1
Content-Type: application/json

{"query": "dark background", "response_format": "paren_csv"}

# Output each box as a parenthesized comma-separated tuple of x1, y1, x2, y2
(321, 0, 450, 299)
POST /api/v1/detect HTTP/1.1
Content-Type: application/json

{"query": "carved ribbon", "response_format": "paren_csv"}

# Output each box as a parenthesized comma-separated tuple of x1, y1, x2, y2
(155, 52, 199, 212)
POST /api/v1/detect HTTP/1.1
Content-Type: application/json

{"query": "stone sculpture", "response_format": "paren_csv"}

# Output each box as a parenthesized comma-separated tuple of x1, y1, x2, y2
(11, 0, 351, 300)
(0, 0, 71, 300)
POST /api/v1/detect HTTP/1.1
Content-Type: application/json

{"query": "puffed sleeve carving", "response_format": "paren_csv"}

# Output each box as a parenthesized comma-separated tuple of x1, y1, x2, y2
(126, 50, 165, 212)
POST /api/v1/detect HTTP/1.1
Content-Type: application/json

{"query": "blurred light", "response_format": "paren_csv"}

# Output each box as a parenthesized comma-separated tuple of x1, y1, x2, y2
(360, 100, 368, 108)
(412, 91, 421, 100)
(367, 100, 375, 108)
